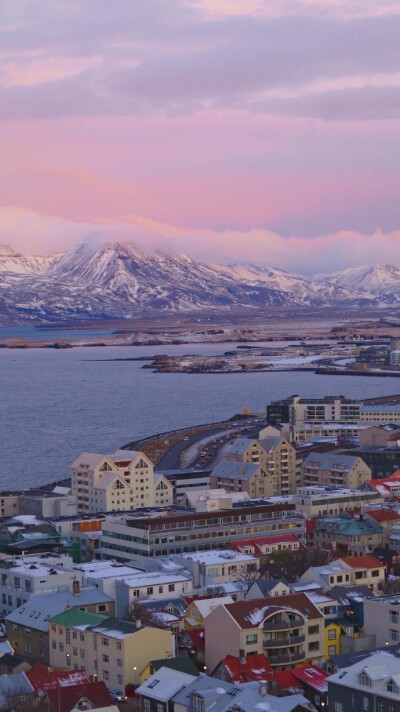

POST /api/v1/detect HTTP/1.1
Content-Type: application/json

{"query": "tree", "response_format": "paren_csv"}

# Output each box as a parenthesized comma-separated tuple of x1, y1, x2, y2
(259, 548, 330, 582)
(3, 689, 36, 712)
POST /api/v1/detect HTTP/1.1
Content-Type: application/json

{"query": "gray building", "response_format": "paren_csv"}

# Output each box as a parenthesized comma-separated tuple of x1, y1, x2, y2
(328, 650, 400, 712)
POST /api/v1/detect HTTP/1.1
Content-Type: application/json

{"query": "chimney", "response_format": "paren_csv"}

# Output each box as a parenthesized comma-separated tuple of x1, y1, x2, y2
(259, 681, 268, 697)
(239, 649, 246, 664)
(136, 619, 142, 628)
(72, 579, 80, 596)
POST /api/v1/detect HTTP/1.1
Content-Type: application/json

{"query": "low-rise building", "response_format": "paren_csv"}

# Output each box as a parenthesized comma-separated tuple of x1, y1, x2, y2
(136, 666, 197, 712)
(100, 501, 305, 560)
(299, 555, 384, 593)
(294, 486, 383, 519)
(364, 509, 400, 544)
(49, 609, 174, 690)
(0, 554, 83, 616)
(184, 596, 233, 629)
(179, 550, 258, 589)
(246, 579, 290, 600)
(230, 533, 303, 558)
(327, 650, 400, 712)
(204, 592, 325, 673)
(115, 570, 193, 617)
(313, 512, 383, 556)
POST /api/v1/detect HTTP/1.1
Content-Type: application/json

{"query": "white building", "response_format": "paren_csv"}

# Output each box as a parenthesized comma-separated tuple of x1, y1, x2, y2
(115, 570, 193, 617)
(179, 550, 258, 589)
(71, 450, 173, 513)
(0, 554, 83, 616)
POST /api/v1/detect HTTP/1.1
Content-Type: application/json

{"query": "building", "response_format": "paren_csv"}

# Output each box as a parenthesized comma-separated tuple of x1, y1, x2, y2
(6, 585, 115, 664)
(211, 436, 296, 496)
(267, 395, 361, 428)
(362, 472, 400, 497)
(364, 509, 400, 544)
(49, 609, 174, 690)
(300, 453, 371, 489)
(349, 447, 400, 479)
(0, 554, 84, 616)
(19, 488, 77, 518)
(212, 652, 272, 683)
(154, 469, 211, 504)
(204, 592, 325, 672)
(246, 578, 290, 599)
(179, 550, 258, 589)
(136, 666, 197, 712)
(71, 450, 173, 513)
(360, 404, 400, 424)
(294, 486, 383, 519)
(100, 501, 305, 561)
(313, 513, 383, 556)
(327, 650, 400, 712)
(230, 533, 303, 559)
(184, 596, 234, 629)
(363, 596, 400, 647)
(359, 425, 400, 448)
(114, 570, 193, 618)
(299, 555, 385, 593)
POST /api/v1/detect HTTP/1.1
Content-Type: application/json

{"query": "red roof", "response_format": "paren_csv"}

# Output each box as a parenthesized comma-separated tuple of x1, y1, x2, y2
(306, 519, 317, 533)
(338, 554, 384, 570)
(291, 666, 329, 693)
(367, 473, 400, 491)
(114, 460, 132, 467)
(365, 509, 400, 523)
(230, 534, 302, 555)
(186, 628, 205, 651)
(220, 654, 272, 684)
(273, 668, 303, 693)
(26, 664, 90, 695)
(45, 681, 112, 712)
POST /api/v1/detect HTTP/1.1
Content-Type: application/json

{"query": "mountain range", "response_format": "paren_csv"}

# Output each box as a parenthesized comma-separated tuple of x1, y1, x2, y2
(0, 242, 398, 324)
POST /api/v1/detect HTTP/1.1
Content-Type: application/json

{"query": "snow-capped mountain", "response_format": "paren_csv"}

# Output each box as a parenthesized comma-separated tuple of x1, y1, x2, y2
(319, 264, 400, 304)
(0, 242, 396, 324)
(0, 244, 55, 274)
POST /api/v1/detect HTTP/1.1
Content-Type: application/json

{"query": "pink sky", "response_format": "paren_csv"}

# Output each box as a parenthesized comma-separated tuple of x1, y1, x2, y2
(1, 0, 400, 274)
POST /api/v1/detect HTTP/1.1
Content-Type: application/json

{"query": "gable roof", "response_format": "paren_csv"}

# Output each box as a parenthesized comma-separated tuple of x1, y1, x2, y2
(302, 452, 361, 472)
(221, 593, 322, 629)
(230, 533, 302, 555)
(136, 667, 197, 702)
(338, 555, 384, 570)
(219, 653, 272, 683)
(251, 579, 289, 595)
(44, 681, 112, 712)
(6, 589, 113, 632)
(26, 664, 90, 695)
(365, 509, 400, 523)
(211, 459, 260, 481)
(151, 656, 199, 676)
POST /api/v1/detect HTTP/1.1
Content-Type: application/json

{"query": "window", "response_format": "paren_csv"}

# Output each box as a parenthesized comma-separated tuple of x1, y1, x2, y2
(102, 654, 109, 663)
(377, 702, 384, 712)
(388, 680, 400, 694)
(390, 629, 399, 642)
(363, 696, 369, 710)
(192, 695, 204, 712)
(72, 631, 77, 640)
(52, 640, 57, 650)
(308, 641, 319, 651)
(118, 674, 123, 685)
(390, 610, 399, 623)
(246, 634, 258, 644)
(65, 628, 71, 644)
(80, 649, 85, 659)
(73, 647, 78, 656)
(352, 694, 356, 707)
(147, 587, 153, 595)
(143, 702, 150, 712)
(102, 670, 109, 680)
(389, 705, 395, 712)
(101, 637, 109, 646)
(360, 673, 371, 687)
(168, 584, 175, 592)
(334, 703, 343, 712)
(117, 642, 122, 650)
(80, 632, 84, 642)
(117, 658, 123, 667)
(328, 629, 336, 640)
(24, 644, 32, 653)
(309, 625, 319, 635)
(59, 642, 64, 652)
(328, 645, 336, 656)
(157, 705, 163, 712)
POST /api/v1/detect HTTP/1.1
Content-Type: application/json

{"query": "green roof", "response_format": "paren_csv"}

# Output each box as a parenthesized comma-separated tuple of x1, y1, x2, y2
(152, 656, 199, 676)
(49, 608, 109, 628)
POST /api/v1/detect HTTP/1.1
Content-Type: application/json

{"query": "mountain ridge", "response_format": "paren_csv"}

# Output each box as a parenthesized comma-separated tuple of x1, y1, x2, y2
(0, 241, 398, 324)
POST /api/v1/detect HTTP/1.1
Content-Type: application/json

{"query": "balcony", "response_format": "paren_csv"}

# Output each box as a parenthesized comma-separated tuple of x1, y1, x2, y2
(291, 651, 306, 662)
(268, 653, 290, 665)
(263, 619, 303, 631)
(263, 634, 305, 649)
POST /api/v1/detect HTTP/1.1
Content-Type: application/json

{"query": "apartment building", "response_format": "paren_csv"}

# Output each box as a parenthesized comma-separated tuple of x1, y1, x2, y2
(100, 502, 305, 561)
(0, 554, 83, 616)
(300, 453, 371, 489)
(211, 436, 296, 497)
(114, 570, 192, 617)
(71, 450, 173, 513)
(179, 550, 258, 589)
(204, 592, 324, 673)
(360, 404, 400, 424)
(5, 585, 114, 664)
(294, 486, 383, 519)
(363, 596, 400, 646)
(267, 395, 361, 427)
(49, 609, 174, 690)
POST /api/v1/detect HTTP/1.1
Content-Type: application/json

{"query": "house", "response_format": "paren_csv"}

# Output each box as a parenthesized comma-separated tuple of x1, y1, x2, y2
(363, 595, 400, 647)
(327, 650, 400, 712)
(204, 592, 325, 672)
(0, 654, 32, 676)
(313, 512, 383, 556)
(6, 585, 115, 664)
(172, 676, 315, 712)
(372, 547, 400, 576)
(140, 656, 199, 684)
(136, 666, 197, 712)
(115, 570, 193, 618)
(336, 555, 385, 592)
(185, 596, 234, 629)
(246, 578, 290, 600)
(300, 452, 371, 488)
(0, 671, 34, 710)
(288, 666, 329, 710)
(299, 560, 354, 591)
(71, 450, 173, 513)
(179, 550, 258, 590)
(36, 681, 114, 712)
(49, 609, 174, 690)
(364, 509, 400, 544)
(25, 663, 90, 696)
(212, 652, 272, 684)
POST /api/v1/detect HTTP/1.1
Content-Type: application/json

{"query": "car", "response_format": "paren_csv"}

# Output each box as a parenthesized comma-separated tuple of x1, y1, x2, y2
(183, 436, 189, 440)
(110, 690, 127, 702)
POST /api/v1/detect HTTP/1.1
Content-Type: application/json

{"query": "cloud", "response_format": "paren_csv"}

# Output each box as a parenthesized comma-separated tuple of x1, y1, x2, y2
(1, 205, 399, 275)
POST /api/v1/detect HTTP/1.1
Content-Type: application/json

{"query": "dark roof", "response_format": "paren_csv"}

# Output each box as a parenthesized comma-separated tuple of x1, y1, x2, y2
(152, 656, 199, 676)
(0, 653, 31, 670)
(252, 579, 288, 595)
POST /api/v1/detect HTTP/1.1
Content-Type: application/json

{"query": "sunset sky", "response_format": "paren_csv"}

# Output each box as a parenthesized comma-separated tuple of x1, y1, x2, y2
(1, 0, 400, 274)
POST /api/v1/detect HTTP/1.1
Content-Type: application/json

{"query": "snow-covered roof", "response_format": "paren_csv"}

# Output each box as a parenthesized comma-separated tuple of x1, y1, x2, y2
(136, 666, 197, 702)
(182, 549, 257, 565)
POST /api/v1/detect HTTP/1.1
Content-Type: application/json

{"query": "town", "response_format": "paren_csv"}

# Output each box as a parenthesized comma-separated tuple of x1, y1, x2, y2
(0, 395, 400, 710)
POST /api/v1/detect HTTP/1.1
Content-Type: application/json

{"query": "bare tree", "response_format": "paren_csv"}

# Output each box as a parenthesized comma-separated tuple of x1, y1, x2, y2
(3, 689, 36, 712)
